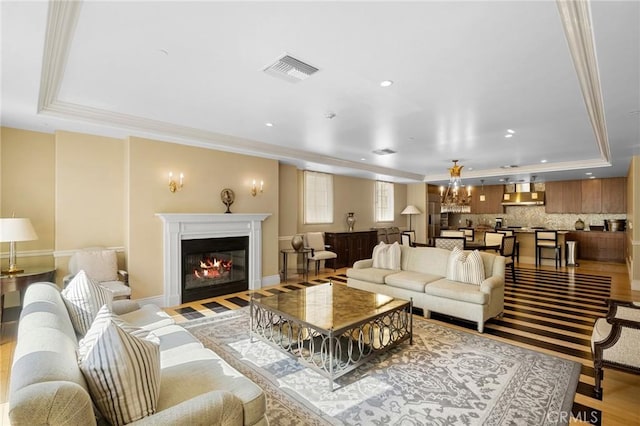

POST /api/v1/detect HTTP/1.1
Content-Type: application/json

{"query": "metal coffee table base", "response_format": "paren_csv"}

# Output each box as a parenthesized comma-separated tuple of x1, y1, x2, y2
(250, 298, 413, 391)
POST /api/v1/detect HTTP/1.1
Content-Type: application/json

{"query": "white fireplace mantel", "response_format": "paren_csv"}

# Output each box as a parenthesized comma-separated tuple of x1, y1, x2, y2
(156, 213, 271, 307)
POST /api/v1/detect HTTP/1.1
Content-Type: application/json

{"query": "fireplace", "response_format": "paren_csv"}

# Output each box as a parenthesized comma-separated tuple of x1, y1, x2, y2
(156, 213, 271, 307)
(181, 236, 249, 302)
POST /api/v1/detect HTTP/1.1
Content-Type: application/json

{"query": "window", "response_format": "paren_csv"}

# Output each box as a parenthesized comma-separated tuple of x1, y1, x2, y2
(304, 171, 333, 224)
(375, 181, 394, 222)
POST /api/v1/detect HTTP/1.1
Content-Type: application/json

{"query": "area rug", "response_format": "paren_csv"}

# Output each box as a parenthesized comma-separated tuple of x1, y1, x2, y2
(183, 308, 581, 426)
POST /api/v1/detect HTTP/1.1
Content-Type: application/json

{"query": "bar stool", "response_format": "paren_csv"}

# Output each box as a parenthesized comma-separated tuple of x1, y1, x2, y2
(535, 230, 562, 268)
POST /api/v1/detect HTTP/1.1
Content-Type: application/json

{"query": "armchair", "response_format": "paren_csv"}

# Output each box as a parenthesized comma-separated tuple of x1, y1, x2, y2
(591, 299, 640, 396)
(63, 247, 131, 299)
(303, 232, 337, 276)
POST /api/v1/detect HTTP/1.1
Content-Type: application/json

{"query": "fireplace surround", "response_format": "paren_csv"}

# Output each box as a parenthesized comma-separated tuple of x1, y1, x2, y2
(156, 213, 270, 307)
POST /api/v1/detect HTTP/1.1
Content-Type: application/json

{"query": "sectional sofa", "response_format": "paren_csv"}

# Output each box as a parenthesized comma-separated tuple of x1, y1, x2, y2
(9, 281, 267, 426)
(346, 245, 505, 332)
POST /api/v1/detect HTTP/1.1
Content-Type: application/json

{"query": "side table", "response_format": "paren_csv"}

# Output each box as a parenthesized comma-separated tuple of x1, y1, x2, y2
(280, 248, 311, 283)
(1, 267, 55, 323)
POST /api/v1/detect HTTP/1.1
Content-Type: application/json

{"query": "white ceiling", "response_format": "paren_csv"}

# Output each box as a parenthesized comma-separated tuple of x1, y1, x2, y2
(2, 1, 639, 187)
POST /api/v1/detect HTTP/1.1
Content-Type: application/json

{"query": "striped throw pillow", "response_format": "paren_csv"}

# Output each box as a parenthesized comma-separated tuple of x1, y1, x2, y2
(78, 305, 152, 360)
(446, 247, 486, 285)
(78, 316, 160, 426)
(62, 270, 113, 335)
(372, 241, 401, 270)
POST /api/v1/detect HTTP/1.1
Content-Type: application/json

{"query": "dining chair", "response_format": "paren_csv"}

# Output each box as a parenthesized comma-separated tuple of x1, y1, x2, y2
(441, 230, 465, 238)
(535, 230, 562, 268)
(483, 232, 504, 253)
(497, 229, 520, 262)
(434, 236, 465, 251)
(458, 227, 475, 243)
(500, 235, 516, 283)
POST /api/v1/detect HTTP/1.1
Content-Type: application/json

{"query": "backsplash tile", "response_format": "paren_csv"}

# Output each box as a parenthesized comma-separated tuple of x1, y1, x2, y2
(452, 206, 626, 231)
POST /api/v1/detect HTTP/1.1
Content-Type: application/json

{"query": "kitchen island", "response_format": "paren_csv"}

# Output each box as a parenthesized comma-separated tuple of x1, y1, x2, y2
(472, 228, 569, 266)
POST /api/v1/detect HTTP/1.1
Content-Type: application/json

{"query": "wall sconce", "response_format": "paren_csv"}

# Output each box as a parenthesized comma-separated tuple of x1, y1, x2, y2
(251, 179, 264, 197)
(169, 172, 184, 193)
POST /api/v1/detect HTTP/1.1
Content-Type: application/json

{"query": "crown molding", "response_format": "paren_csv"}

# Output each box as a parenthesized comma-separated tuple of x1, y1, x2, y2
(36, 0, 612, 184)
(556, 0, 611, 163)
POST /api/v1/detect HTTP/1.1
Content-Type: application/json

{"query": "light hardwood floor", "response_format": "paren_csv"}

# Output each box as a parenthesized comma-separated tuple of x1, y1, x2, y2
(1, 260, 638, 425)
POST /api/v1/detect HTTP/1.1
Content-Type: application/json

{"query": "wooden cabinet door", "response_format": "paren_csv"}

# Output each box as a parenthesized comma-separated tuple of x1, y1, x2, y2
(486, 185, 505, 213)
(581, 179, 602, 213)
(602, 178, 626, 213)
(545, 181, 564, 213)
(562, 180, 582, 213)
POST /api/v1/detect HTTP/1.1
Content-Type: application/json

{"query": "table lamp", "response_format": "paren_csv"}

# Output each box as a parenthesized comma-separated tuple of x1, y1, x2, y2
(1, 217, 38, 274)
(401, 205, 422, 232)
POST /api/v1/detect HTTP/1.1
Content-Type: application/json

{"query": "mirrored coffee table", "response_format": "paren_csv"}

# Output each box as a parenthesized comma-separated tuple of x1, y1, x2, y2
(250, 282, 412, 390)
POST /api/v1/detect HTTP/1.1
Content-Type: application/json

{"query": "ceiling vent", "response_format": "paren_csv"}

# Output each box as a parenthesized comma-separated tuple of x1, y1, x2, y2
(263, 54, 319, 83)
(372, 148, 397, 155)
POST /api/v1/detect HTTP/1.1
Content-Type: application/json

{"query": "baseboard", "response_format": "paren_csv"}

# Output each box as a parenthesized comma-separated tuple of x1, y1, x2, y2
(134, 295, 165, 307)
(262, 274, 281, 287)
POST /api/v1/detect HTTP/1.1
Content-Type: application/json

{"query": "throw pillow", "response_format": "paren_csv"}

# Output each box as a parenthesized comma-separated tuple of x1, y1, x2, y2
(78, 305, 151, 360)
(372, 241, 401, 270)
(74, 249, 118, 282)
(446, 247, 486, 285)
(78, 316, 161, 426)
(62, 270, 113, 336)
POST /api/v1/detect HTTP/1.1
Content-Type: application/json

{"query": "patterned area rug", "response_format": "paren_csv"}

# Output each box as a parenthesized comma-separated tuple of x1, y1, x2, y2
(184, 308, 580, 426)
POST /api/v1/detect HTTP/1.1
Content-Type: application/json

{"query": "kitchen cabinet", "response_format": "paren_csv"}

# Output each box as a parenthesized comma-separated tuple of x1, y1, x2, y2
(601, 177, 626, 213)
(581, 179, 602, 213)
(566, 231, 625, 263)
(546, 180, 582, 213)
(546, 178, 624, 214)
(471, 184, 504, 214)
(325, 230, 378, 269)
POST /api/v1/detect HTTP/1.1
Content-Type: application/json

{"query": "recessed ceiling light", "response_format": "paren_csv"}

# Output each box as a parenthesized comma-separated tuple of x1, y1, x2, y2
(505, 134, 513, 138)
(507, 129, 515, 134)
(380, 80, 394, 87)
(540, 159, 547, 163)
(585, 172, 592, 175)
(265, 122, 274, 127)
(589, 176, 596, 179)
(360, 158, 366, 161)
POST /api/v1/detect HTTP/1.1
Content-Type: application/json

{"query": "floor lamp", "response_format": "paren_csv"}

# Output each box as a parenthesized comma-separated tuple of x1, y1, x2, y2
(1, 217, 38, 274)
(401, 205, 421, 232)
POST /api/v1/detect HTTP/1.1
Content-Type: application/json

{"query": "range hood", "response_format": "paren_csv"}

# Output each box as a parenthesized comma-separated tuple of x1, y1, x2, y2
(502, 183, 545, 206)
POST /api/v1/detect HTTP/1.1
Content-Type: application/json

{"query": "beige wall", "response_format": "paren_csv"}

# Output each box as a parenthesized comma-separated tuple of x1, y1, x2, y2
(295, 170, 407, 234)
(1, 128, 55, 270)
(406, 183, 428, 244)
(1, 127, 280, 304)
(127, 137, 279, 299)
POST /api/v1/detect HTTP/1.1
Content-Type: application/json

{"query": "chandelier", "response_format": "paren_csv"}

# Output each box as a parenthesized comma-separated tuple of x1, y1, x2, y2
(440, 160, 472, 213)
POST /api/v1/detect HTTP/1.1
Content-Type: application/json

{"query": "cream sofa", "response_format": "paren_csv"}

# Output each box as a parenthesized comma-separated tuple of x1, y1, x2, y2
(9, 282, 267, 426)
(347, 246, 505, 332)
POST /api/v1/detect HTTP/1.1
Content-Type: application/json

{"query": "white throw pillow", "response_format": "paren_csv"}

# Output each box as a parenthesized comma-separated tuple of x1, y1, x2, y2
(446, 247, 486, 285)
(372, 241, 401, 270)
(78, 314, 161, 426)
(78, 305, 151, 360)
(74, 249, 119, 282)
(62, 270, 113, 335)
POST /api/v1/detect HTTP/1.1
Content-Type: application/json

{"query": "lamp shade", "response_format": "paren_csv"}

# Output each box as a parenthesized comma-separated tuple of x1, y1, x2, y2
(401, 205, 422, 215)
(0, 218, 38, 242)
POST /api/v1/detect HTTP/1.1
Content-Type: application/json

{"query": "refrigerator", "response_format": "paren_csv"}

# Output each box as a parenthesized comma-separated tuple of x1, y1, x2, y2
(427, 197, 441, 245)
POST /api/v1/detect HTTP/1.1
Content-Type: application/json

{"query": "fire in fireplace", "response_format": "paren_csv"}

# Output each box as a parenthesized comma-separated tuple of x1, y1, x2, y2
(181, 236, 249, 303)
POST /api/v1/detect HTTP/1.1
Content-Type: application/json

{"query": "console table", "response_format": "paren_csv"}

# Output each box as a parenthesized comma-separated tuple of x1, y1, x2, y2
(1, 267, 55, 323)
(325, 230, 378, 269)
